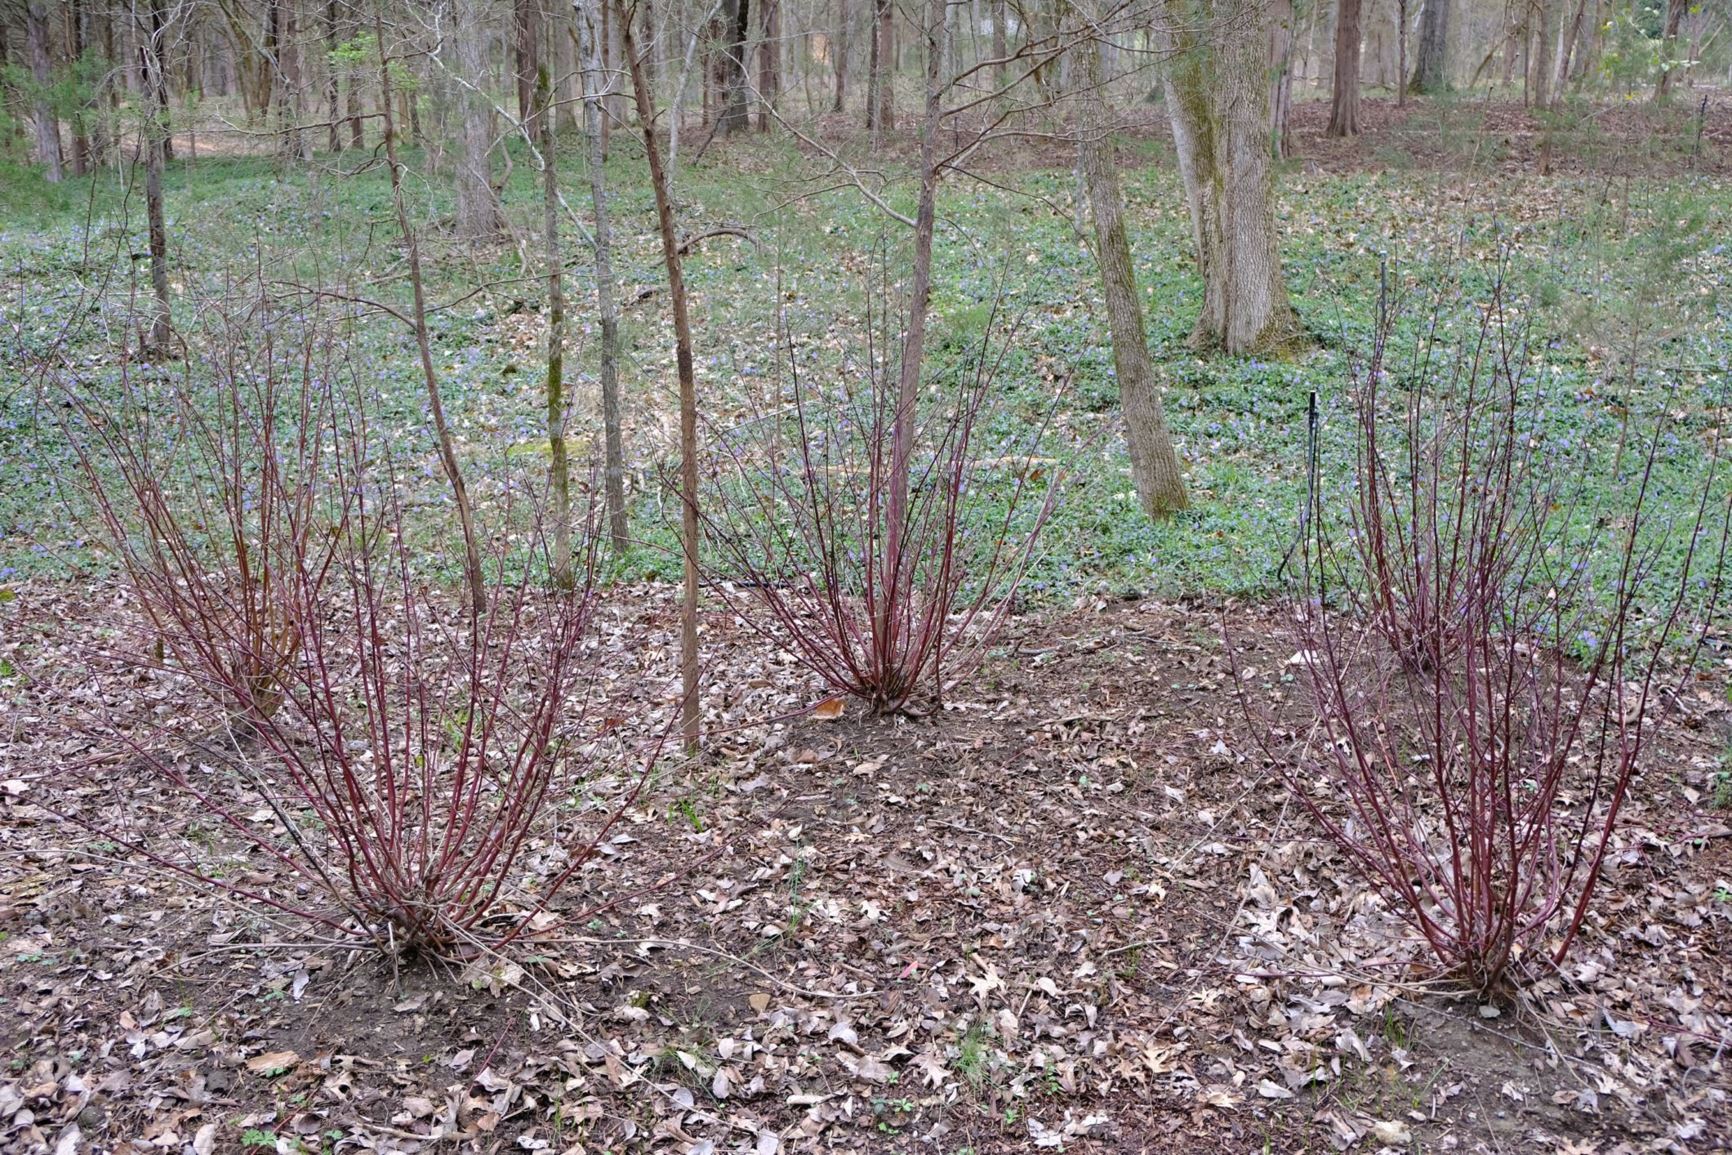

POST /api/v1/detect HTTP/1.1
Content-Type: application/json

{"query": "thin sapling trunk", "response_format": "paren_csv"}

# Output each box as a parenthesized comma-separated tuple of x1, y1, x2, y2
(620, 0, 702, 753)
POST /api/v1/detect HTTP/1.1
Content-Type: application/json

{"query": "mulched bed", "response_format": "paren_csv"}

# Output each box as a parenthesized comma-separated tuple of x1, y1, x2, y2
(2, 580, 1728, 1153)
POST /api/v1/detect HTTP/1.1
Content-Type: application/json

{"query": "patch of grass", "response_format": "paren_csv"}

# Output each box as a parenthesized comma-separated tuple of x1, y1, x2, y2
(957, 1019, 991, 1087)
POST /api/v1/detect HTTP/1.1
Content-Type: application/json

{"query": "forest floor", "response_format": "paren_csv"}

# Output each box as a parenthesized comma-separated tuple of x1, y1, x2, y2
(2, 579, 1729, 1155)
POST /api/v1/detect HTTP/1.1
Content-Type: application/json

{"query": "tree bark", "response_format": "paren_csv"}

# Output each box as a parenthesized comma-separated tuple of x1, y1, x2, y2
(26, 2, 64, 181)
(453, 0, 501, 241)
(1396, 0, 1408, 104)
(718, 0, 750, 133)
(1555, 0, 1588, 98)
(831, 0, 846, 112)
(347, 44, 364, 147)
(756, 0, 778, 130)
(1271, 0, 1295, 157)
(1328, 0, 1362, 136)
(537, 62, 572, 588)
(1410, 0, 1448, 92)
(97, 4, 118, 164)
(880, 0, 944, 696)
(374, 3, 487, 618)
(1575, 0, 1601, 81)
(136, 0, 172, 357)
(641, 0, 662, 101)
(1159, 0, 1298, 355)
(866, 0, 892, 131)
(620, 0, 702, 753)
(1076, 21, 1187, 517)
(325, 0, 342, 151)
(1529, 0, 1556, 109)
(1656, 0, 1686, 99)
(992, 0, 1006, 92)
(277, 0, 308, 160)
(579, 0, 630, 555)
(149, 0, 173, 160)
(515, 0, 541, 130)
(604, 0, 624, 139)
(69, 0, 90, 175)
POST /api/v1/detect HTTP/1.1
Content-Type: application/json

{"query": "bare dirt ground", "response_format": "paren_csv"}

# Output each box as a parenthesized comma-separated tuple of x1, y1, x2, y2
(3, 580, 1727, 1154)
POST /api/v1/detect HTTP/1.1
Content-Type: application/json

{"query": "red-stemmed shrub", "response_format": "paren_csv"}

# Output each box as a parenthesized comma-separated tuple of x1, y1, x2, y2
(701, 294, 1060, 715)
(66, 299, 648, 956)
(70, 294, 341, 732)
(1285, 271, 1726, 995)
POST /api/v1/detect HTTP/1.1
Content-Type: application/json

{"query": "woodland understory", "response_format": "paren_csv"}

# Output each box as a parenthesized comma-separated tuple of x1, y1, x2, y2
(4, 0, 1732, 1153)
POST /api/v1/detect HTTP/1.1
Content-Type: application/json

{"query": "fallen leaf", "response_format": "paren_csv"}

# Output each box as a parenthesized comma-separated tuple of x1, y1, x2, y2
(246, 1051, 299, 1077)
(1372, 1120, 1411, 1144)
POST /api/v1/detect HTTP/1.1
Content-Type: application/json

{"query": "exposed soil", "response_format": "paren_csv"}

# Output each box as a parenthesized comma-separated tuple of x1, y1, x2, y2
(2, 581, 1728, 1154)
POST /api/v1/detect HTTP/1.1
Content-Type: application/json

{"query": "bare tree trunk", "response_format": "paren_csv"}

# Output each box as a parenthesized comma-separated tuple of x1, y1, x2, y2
(1397, 0, 1408, 103)
(515, 0, 541, 129)
(325, 0, 342, 151)
(1159, 0, 1298, 355)
(96, 5, 118, 164)
(25, 2, 63, 181)
(347, 51, 364, 147)
(880, 0, 944, 691)
(1555, 0, 1587, 98)
(703, 9, 721, 126)
(182, 11, 199, 161)
(69, 0, 91, 174)
(866, 0, 892, 130)
(756, 0, 778, 130)
(1573, 0, 1600, 80)
(832, 0, 846, 112)
(136, 0, 172, 356)
(1530, 0, 1556, 109)
(864, 0, 880, 127)
(1328, 0, 1362, 136)
(719, 0, 750, 133)
(620, 0, 701, 753)
(555, 0, 581, 131)
(0, 22, 12, 149)
(1501, 6, 1521, 90)
(453, 0, 501, 241)
(279, 0, 308, 160)
(1076, 19, 1187, 517)
(374, 2, 486, 618)
(147, 0, 174, 160)
(605, 0, 624, 136)
(1410, 0, 1448, 92)
(602, 0, 614, 153)
(1656, 0, 1686, 99)
(537, 61, 573, 588)
(580, 0, 630, 555)
(670, 0, 723, 168)
(641, 0, 662, 100)
(267, 0, 286, 151)
(1271, 0, 1295, 157)
(992, 0, 1006, 91)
